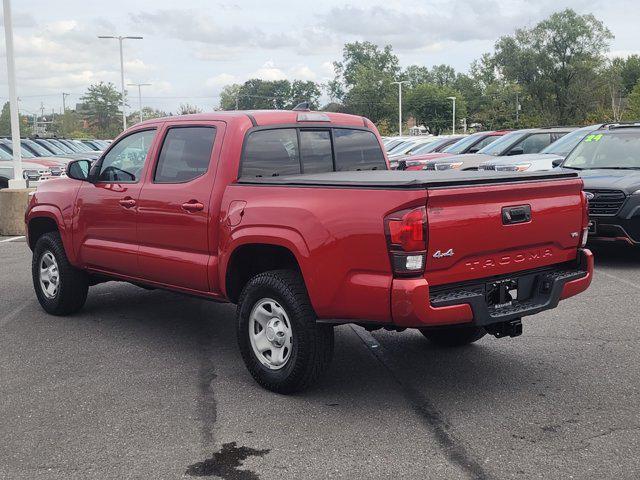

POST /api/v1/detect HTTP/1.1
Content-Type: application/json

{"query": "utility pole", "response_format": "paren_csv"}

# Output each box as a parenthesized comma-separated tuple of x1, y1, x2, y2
(127, 82, 151, 123)
(3, 0, 24, 187)
(98, 35, 143, 131)
(62, 92, 70, 112)
(515, 92, 521, 125)
(391, 80, 409, 136)
(447, 96, 457, 134)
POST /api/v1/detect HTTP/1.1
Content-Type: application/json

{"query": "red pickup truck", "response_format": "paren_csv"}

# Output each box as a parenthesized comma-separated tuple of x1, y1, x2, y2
(26, 110, 593, 393)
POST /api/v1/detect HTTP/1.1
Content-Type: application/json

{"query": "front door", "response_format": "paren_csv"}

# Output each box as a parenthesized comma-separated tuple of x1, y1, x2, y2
(74, 128, 158, 277)
(136, 123, 221, 292)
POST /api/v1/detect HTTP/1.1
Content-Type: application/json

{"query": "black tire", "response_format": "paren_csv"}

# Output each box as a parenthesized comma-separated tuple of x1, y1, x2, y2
(236, 269, 334, 394)
(420, 324, 486, 347)
(32, 232, 89, 315)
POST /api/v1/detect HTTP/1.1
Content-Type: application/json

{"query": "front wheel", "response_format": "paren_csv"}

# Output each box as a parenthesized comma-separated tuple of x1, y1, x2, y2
(32, 232, 89, 315)
(236, 270, 334, 394)
(419, 324, 486, 347)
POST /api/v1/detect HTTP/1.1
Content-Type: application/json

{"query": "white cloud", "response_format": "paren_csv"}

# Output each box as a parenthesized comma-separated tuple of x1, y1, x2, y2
(251, 61, 286, 81)
(205, 73, 238, 88)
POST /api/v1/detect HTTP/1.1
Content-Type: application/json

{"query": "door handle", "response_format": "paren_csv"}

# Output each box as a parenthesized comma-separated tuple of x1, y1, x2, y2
(502, 205, 531, 225)
(118, 197, 136, 208)
(182, 201, 204, 212)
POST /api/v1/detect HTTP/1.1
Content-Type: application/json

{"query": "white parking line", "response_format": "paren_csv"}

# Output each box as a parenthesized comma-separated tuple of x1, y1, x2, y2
(0, 301, 32, 328)
(0, 236, 25, 243)
(596, 268, 640, 291)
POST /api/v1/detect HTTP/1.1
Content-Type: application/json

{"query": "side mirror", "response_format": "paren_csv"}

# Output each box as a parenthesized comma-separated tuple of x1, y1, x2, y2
(397, 160, 407, 171)
(552, 158, 564, 168)
(66, 159, 92, 181)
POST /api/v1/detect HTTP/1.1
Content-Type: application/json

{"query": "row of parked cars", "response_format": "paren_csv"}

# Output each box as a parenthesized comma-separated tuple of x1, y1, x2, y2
(0, 138, 110, 188)
(384, 123, 640, 246)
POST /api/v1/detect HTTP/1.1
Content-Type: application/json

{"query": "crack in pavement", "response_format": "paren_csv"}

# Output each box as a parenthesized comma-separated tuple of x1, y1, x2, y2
(350, 325, 493, 480)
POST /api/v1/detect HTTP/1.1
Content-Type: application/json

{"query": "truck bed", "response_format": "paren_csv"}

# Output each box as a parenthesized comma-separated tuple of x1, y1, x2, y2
(236, 169, 578, 189)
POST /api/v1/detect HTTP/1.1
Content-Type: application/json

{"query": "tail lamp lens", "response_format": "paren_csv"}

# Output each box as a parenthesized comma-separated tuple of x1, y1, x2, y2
(385, 207, 427, 276)
(387, 207, 426, 252)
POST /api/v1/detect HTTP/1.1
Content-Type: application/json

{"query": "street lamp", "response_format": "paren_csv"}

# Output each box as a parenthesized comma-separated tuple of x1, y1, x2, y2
(3, 0, 24, 187)
(447, 96, 456, 134)
(98, 35, 143, 131)
(127, 83, 151, 124)
(391, 80, 409, 136)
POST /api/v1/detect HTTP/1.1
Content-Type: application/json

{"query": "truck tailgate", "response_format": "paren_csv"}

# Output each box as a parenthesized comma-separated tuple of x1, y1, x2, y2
(425, 178, 585, 286)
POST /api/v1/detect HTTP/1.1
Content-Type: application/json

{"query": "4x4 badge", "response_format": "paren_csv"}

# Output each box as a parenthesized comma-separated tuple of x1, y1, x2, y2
(433, 248, 455, 259)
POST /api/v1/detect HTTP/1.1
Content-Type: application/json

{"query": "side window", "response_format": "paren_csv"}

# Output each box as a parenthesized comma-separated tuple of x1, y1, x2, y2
(300, 130, 333, 174)
(514, 133, 552, 154)
(154, 127, 216, 183)
(333, 129, 386, 171)
(242, 129, 300, 177)
(97, 129, 156, 182)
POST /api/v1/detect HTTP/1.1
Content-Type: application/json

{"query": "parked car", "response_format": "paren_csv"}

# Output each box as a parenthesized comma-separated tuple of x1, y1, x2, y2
(384, 136, 412, 152)
(26, 110, 592, 393)
(0, 139, 66, 177)
(424, 127, 576, 171)
(560, 123, 640, 245)
(478, 125, 603, 172)
(390, 136, 464, 169)
(79, 139, 107, 151)
(387, 137, 435, 159)
(402, 130, 510, 171)
(0, 152, 52, 188)
(31, 138, 101, 161)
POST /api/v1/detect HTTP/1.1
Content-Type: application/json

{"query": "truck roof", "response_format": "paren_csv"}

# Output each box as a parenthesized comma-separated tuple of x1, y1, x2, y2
(136, 110, 369, 128)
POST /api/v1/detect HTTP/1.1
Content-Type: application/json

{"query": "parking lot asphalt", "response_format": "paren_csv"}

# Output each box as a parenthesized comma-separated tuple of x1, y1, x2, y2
(1, 239, 639, 480)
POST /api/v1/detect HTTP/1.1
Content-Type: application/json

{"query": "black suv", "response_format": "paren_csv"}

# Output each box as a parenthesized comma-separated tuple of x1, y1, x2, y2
(561, 123, 640, 245)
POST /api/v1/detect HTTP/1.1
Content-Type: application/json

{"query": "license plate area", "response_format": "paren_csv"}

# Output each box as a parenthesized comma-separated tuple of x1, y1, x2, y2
(486, 279, 519, 309)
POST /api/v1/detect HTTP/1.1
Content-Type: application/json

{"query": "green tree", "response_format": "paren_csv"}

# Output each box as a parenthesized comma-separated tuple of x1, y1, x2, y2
(287, 80, 321, 109)
(493, 9, 613, 125)
(218, 79, 321, 111)
(79, 82, 124, 137)
(331, 42, 399, 123)
(0, 102, 10, 136)
(624, 81, 640, 121)
(405, 84, 466, 135)
(219, 84, 242, 110)
(51, 110, 82, 137)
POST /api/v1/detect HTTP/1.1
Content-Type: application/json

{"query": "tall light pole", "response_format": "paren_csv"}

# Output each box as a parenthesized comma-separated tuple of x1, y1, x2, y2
(391, 80, 409, 136)
(3, 0, 24, 188)
(127, 83, 151, 124)
(447, 96, 456, 134)
(98, 35, 143, 131)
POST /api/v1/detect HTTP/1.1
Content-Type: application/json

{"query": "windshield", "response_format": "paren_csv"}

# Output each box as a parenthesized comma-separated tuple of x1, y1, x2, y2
(47, 139, 74, 154)
(0, 147, 12, 160)
(540, 126, 599, 156)
(563, 132, 640, 170)
(443, 133, 487, 154)
(479, 130, 528, 156)
(0, 141, 35, 158)
(22, 139, 52, 157)
(72, 140, 93, 152)
(412, 137, 454, 155)
(58, 139, 82, 152)
(36, 139, 65, 155)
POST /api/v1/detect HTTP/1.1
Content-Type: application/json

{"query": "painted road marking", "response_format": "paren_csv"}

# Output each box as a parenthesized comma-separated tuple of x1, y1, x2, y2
(0, 236, 25, 243)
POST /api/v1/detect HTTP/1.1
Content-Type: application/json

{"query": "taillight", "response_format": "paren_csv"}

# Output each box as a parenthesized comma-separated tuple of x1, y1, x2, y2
(384, 206, 427, 276)
(580, 191, 590, 247)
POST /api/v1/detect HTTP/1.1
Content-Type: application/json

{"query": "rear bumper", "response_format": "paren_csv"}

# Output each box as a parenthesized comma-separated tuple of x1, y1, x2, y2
(391, 249, 593, 328)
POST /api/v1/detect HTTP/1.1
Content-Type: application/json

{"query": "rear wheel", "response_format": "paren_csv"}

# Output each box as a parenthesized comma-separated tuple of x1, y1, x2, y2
(237, 269, 334, 393)
(420, 324, 486, 347)
(32, 232, 89, 315)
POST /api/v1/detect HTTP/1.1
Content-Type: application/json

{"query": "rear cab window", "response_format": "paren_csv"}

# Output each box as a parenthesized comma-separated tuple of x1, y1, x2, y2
(154, 126, 217, 183)
(240, 127, 386, 178)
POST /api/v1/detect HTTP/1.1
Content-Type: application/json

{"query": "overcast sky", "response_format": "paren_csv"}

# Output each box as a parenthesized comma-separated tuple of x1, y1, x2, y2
(0, 0, 638, 116)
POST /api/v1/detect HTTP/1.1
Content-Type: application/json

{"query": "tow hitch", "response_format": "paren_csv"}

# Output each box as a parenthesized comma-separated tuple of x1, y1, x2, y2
(486, 319, 523, 338)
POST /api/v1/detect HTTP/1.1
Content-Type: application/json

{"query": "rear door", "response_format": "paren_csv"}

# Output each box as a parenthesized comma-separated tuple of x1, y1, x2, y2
(424, 178, 584, 286)
(136, 122, 223, 291)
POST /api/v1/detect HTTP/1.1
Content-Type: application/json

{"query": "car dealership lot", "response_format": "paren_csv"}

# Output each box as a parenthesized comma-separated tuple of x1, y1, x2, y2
(1, 239, 638, 479)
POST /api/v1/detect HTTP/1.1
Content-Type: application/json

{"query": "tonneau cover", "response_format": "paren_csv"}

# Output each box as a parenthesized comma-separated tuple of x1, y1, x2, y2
(236, 169, 578, 189)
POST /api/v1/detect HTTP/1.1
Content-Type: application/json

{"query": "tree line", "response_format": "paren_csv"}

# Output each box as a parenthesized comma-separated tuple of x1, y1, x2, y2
(220, 9, 640, 135)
